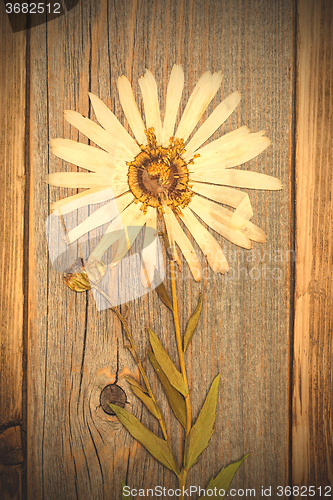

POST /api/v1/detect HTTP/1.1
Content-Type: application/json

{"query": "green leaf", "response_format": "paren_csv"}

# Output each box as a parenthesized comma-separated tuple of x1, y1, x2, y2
(198, 454, 249, 499)
(184, 373, 221, 469)
(110, 404, 180, 476)
(155, 279, 173, 311)
(125, 377, 161, 420)
(122, 481, 132, 500)
(148, 351, 186, 429)
(184, 294, 203, 352)
(148, 328, 188, 396)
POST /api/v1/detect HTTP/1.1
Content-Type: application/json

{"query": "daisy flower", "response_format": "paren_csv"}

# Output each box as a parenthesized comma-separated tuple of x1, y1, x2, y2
(47, 65, 282, 282)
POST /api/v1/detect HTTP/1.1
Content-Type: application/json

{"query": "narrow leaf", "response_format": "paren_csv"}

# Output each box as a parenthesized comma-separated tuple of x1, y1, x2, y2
(184, 294, 203, 351)
(198, 454, 249, 499)
(110, 404, 180, 476)
(148, 329, 188, 396)
(124, 376, 146, 392)
(125, 377, 161, 420)
(122, 481, 133, 500)
(155, 280, 173, 311)
(184, 373, 221, 469)
(148, 351, 186, 429)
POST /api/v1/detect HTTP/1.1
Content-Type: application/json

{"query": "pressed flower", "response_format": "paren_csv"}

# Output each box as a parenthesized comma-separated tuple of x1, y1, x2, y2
(47, 65, 282, 281)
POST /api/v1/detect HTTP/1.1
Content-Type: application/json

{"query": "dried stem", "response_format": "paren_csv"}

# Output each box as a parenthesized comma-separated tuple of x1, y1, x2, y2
(92, 282, 168, 441)
(170, 260, 192, 437)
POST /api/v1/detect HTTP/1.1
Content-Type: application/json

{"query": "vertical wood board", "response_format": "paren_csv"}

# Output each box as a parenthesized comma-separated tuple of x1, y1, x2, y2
(0, 3, 26, 499)
(27, 1, 294, 498)
(293, 0, 333, 487)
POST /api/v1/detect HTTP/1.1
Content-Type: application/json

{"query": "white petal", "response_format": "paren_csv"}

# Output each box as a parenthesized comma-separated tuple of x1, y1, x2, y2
(66, 192, 134, 244)
(190, 168, 282, 190)
(88, 92, 140, 156)
(50, 138, 125, 174)
(117, 76, 147, 144)
(162, 65, 184, 145)
(192, 195, 266, 243)
(191, 126, 250, 160)
(219, 137, 271, 169)
(111, 208, 147, 266)
(191, 182, 247, 208)
(140, 207, 158, 288)
(163, 205, 180, 266)
(180, 207, 229, 274)
(175, 70, 222, 142)
(46, 172, 127, 191)
(51, 188, 120, 214)
(229, 194, 253, 230)
(190, 131, 269, 168)
(138, 70, 162, 143)
(241, 221, 267, 243)
(190, 185, 265, 241)
(190, 196, 252, 249)
(89, 203, 139, 262)
(185, 92, 241, 157)
(168, 210, 202, 281)
(64, 110, 129, 161)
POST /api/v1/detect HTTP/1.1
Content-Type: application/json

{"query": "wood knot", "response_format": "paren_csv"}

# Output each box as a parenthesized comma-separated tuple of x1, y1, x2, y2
(100, 384, 127, 415)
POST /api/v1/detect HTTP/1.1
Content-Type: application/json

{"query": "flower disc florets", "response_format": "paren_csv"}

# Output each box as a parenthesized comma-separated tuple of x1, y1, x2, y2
(127, 128, 197, 215)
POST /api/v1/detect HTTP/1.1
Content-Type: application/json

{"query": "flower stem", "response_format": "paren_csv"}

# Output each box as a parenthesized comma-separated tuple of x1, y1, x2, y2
(91, 283, 168, 441)
(112, 305, 169, 441)
(170, 260, 191, 437)
(178, 469, 188, 500)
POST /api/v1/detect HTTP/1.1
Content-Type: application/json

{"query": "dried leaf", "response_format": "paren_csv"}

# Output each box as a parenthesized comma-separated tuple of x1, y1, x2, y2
(148, 351, 186, 429)
(198, 454, 249, 499)
(184, 294, 203, 352)
(155, 280, 173, 311)
(122, 481, 132, 500)
(184, 374, 221, 469)
(110, 404, 180, 476)
(124, 376, 146, 392)
(125, 377, 161, 420)
(148, 329, 188, 396)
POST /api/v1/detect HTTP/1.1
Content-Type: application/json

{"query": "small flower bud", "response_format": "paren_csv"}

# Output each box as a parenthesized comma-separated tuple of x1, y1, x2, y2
(63, 258, 91, 292)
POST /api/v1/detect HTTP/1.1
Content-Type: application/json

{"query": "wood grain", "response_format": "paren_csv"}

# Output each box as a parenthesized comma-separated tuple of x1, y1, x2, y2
(293, 0, 333, 487)
(0, 3, 26, 499)
(27, 0, 294, 498)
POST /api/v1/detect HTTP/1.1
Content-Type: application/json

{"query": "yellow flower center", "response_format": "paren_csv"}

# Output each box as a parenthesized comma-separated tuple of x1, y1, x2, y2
(127, 128, 198, 215)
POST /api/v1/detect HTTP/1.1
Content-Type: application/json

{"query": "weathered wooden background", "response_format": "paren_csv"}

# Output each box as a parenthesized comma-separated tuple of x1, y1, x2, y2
(1, 0, 332, 498)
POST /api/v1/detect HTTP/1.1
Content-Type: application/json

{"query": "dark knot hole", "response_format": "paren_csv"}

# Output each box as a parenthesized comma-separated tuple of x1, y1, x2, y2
(100, 384, 127, 415)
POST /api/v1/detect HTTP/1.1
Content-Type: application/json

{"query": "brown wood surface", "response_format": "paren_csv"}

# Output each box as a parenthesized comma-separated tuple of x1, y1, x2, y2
(0, 4, 26, 499)
(293, 0, 333, 489)
(26, 1, 293, 498)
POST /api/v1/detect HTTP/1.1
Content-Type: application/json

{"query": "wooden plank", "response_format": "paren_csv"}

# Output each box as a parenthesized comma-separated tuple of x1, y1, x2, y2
(293, 0, 333, 487)
(27, 0, 294, 498)
(0, 3, 26, 499)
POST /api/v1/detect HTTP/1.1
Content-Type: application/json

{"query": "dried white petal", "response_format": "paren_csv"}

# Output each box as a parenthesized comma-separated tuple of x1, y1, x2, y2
(117, 75, 146, 144)
(88, 92, 140, 156)
(139, 70, 162, 143)
(175, 70, 222, 142)
(180, 207, 229, 274)
(185, 91, 241, 157)
(162, 65, 184, 145)
(190, 195, 252, 249)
